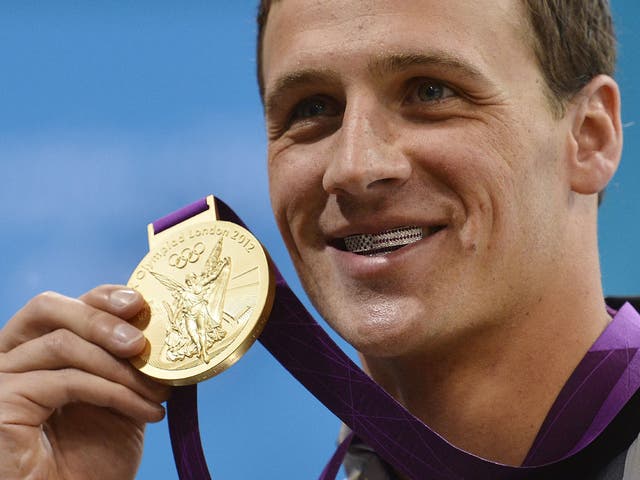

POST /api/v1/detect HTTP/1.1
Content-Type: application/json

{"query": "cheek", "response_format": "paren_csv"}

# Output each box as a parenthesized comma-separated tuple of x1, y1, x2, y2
(410, 129, 515, 218)
(408, 123, 538, 260)
(268, 153, 296, 244)
(268, 147, 327, 245)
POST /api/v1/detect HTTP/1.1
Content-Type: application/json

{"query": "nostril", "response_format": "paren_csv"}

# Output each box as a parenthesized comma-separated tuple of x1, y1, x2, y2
(366, 177, 404, 190)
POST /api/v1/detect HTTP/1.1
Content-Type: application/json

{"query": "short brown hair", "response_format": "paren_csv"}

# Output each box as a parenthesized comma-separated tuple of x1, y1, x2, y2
(255, 0, 273, 100)
(521, 0, 616, 116)
(256, 0, 617, 202)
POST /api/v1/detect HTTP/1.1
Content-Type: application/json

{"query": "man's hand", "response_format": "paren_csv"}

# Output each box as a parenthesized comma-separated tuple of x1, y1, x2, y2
(0, 285, 170, 480)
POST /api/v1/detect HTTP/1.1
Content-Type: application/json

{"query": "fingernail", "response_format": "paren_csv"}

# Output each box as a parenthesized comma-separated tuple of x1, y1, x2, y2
(109, 289, 139, 309)
(113, 322, 143, 346)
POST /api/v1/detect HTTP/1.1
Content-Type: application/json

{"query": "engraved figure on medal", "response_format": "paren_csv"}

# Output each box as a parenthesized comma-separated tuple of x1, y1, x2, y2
(149, 237, 231, 365)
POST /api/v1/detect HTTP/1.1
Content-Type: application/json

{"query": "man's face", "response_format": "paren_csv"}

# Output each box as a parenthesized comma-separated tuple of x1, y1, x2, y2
(262, 0, 573, 357)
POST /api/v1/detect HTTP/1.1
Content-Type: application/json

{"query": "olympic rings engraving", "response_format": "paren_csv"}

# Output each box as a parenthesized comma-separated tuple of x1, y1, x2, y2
(169, 242, 206, 269)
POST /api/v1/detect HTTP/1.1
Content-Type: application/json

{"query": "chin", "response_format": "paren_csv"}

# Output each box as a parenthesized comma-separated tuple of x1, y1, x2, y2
(298, 266, 445, 357)
(322, 300, 433, 358)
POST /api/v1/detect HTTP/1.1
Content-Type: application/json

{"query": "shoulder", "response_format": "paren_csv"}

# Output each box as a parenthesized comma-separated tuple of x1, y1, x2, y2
(621, 433, 640, 480)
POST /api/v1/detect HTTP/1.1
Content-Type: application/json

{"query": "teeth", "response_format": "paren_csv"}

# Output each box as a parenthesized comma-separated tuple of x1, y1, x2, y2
(344, 226, 423, 255)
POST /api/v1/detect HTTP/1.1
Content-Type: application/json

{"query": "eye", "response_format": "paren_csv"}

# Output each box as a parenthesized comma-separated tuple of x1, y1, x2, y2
(288, 95, 341, 124)
(292, 97, 330, 119)
(408, 79, 456, 104)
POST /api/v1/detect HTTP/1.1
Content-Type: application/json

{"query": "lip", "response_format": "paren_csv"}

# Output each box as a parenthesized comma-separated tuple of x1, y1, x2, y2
(326, 225, 450, 280)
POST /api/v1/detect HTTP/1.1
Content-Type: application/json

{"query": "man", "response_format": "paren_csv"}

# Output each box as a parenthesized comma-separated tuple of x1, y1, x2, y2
(0, 0, 635, 479)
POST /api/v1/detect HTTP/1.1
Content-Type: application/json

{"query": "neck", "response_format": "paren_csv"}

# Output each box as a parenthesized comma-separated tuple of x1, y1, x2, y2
(361, 276, 610, 466)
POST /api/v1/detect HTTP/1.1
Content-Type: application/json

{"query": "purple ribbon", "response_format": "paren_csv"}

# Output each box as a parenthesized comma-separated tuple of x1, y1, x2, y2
(167, 384, 211, 479)
(163, 197, 640, 479)
(152, 198, 209, 235)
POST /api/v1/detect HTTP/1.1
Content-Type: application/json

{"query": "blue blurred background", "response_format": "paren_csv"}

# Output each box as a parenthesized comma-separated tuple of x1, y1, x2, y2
(0, 1, 637, 478)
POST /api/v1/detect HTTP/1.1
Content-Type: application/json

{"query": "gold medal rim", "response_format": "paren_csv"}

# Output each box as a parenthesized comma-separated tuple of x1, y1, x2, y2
(127, 220, 275, 386)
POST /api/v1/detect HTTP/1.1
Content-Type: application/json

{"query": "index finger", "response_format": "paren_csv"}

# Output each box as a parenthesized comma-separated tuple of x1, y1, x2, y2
(0, 285, 146, 356)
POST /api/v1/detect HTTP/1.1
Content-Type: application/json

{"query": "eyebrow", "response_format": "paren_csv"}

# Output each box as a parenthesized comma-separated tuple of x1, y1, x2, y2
(264, 50, 491, 115)
(367, 51, 488, 83)
(265, 69, 340, 115)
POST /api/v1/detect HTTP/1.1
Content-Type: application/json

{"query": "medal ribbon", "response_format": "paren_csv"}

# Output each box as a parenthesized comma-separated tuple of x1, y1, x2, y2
(163, 197, 640, 479)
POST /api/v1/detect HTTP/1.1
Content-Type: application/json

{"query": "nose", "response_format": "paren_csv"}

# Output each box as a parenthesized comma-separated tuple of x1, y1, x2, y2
(322, 100, 411, 197)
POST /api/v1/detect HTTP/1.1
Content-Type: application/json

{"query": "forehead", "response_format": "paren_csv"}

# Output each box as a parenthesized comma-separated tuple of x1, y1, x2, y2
(261, 0, 534, 93)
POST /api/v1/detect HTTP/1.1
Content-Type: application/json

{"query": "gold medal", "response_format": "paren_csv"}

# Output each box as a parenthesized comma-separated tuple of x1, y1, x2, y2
(127, 196, 275, 385)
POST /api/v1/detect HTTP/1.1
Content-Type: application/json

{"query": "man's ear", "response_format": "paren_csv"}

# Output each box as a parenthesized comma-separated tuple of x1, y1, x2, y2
(568, 75, 622, 196)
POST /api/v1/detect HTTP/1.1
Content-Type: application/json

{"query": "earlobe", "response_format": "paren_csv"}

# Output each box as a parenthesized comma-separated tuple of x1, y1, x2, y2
(569, 75, 622, 196)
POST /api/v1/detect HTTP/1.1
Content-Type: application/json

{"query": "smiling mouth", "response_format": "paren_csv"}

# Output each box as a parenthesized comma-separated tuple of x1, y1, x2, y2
(338, 225, 445, 256)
